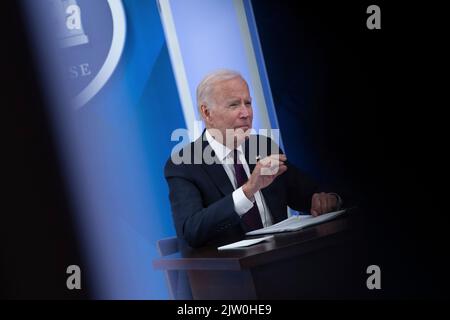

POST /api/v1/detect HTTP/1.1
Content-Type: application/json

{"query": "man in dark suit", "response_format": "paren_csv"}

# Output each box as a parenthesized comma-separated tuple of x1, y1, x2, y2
(165, 70, 341, 248)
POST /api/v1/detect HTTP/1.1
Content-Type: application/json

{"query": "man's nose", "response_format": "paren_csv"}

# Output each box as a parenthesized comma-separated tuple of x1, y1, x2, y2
(239, 103, 250, 117)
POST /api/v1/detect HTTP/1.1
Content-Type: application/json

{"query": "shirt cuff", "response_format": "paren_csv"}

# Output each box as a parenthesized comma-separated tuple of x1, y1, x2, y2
(233, 187, 255, 216)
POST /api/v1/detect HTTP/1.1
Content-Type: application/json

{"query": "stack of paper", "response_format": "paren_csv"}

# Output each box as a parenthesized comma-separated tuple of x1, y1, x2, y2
(217, 235, 274, 250)
(246, 209, 346, 236)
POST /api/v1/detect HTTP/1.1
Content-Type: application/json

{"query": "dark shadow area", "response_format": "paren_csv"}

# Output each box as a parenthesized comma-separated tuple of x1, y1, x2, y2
(2, 2, 90, 299)
(252, 0, 448, 298)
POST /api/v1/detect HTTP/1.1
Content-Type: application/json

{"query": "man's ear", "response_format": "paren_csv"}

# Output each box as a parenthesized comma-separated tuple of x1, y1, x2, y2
(200, 104, 210, 121)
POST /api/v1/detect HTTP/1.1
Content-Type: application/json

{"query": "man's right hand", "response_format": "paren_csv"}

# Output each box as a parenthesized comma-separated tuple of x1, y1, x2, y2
(242, 154, 288, 199)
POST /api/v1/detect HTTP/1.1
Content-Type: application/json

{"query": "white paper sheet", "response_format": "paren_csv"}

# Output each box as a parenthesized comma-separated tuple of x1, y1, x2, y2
(245, 209, 346, 236)
(217, 235, 274, 250)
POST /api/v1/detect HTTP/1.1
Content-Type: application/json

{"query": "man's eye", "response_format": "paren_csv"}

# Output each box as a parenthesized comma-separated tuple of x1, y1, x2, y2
(229, 103, 238, 107)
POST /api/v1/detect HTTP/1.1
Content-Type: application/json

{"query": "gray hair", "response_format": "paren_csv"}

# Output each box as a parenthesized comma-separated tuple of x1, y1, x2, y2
(196, 69, 244, 113)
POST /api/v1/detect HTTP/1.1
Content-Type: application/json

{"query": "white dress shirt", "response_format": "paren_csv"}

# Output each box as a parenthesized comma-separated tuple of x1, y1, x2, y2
(205, 129, 273, 227)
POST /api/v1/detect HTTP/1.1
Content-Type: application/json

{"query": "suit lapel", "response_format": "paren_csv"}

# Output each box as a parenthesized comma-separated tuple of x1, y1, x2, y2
(198, 132, 235, 196)
(202, 163, 235, 196)
(243, 134, 284, 221)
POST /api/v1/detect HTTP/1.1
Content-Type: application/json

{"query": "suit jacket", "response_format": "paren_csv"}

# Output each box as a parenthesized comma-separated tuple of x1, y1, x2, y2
(164, 131, 321, 248)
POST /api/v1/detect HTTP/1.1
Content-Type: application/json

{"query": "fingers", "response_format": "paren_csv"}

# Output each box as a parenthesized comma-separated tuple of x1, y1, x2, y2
(268, 164, 287, 180)
(259, 154, 287, 176)
(248, 154, 288, 193)
(324, 194, 330, 213)
(275, 164, 288, 177)
(311, 193, 336, 216)
(311, 193, 321, 216)
(266, 154, 287, 162)
(260, 160, 286, 176)
(327, 194, 338, 211)
(259, 154, 286, 165)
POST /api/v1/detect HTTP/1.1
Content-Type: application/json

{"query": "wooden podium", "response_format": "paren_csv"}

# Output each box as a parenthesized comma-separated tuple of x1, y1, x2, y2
(153, 213, 362, 299)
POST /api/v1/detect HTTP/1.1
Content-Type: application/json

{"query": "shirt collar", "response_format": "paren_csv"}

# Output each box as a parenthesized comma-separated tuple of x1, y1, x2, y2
(205, 129, 244, 162)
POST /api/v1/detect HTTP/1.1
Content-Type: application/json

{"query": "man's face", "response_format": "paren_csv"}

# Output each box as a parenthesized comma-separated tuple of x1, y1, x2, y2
(204, 77, 253, 147)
